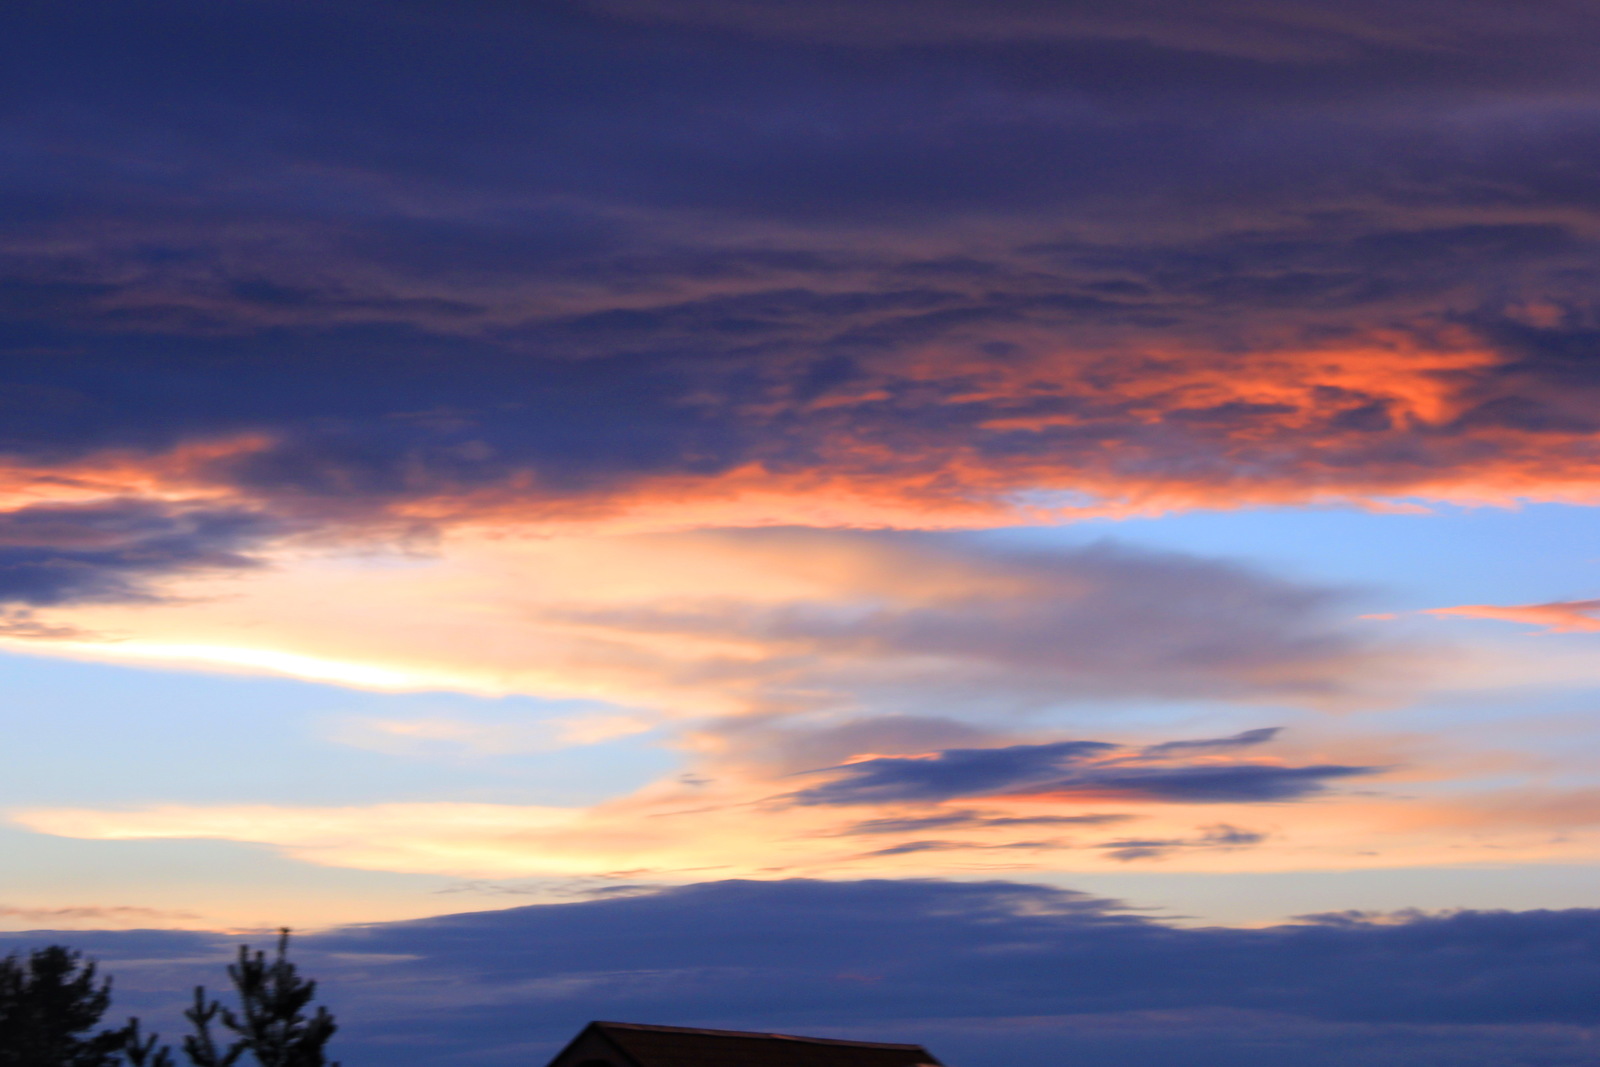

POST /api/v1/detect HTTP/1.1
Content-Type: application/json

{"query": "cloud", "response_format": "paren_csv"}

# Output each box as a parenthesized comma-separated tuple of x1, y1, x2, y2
(840, 811, 1134, 835)
(1142, 727, 1283, 755)
(1019, 763, 1378, 803)
(0, 499, 281, 606)
(0, 523, 1434, 887)
(855, 838, 1066, 859)
(3, 1, 1600, 530)
(0, 905, 200, 930)
(845, 822, 1270, 861)
(579, 0, 1600, 61)
(1096, 823, 1267, 862)
(325, 711, 655, 758)
(787, 737, 1379, 807)
(518, 529, 1402, 712)
(14, 879, 1600, 1067)
(790, 741, 1115, 805)
(6, 528, 1406, 717)
(1426, 599, 1600, 633)
(2, 13, 1600, 1065)
(0, 522, 1433, 888)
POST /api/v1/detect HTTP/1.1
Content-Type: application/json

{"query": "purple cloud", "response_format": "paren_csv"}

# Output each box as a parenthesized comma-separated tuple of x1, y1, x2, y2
(0, 499, 281, 605)
(786, 733, 1379, 807)
(0, 1, 1599, 522)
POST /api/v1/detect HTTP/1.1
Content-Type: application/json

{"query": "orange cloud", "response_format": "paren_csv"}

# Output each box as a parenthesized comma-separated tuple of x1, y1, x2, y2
(2, 325, 1600, 549)
(1425, 600, 1600, 633)
(0, 526, 1413, 715)
(288, 333, 1600, 526)
(6, 332, 1600, 539)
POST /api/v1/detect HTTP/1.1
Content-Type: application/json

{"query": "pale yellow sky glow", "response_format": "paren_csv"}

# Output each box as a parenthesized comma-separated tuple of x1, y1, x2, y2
(0, 468, 1596, 935)
(3, 519, 1597, 920)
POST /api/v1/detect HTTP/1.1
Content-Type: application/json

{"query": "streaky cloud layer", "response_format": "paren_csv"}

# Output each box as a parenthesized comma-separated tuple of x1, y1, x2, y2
(6, 0, 1600, 540)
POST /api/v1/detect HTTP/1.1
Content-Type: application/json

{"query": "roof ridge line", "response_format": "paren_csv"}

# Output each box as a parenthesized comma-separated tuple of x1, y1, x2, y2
(591, 1021, 929, 1050)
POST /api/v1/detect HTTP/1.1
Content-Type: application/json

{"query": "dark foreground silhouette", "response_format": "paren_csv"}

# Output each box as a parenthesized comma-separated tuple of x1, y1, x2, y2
(545, 1020, 943, 1067)
(0, 930, 336, 1067)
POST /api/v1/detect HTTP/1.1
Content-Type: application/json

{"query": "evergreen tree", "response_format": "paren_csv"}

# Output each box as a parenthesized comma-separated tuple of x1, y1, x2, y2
(120, 1018, 174, 1067)
(180, 988, 240, 1067)
(0, 931, 336, 1067)
(186, 931, 337, 1067)
(0, 945, 128, 1067)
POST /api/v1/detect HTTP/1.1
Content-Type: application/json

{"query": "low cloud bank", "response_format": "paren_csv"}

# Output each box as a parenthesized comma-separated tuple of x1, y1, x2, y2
(10, 879, 1600, 1066)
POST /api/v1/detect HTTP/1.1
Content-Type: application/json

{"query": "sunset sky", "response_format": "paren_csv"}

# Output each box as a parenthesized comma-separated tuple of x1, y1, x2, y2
(7, 2, 1600, 1064)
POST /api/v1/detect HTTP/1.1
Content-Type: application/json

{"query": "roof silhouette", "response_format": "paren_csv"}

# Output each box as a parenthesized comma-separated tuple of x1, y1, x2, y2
(547, 1021, 945, 1067)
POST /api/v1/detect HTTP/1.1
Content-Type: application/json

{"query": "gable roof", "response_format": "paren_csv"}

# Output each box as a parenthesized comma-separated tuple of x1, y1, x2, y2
(553, 1021, 944, 1067)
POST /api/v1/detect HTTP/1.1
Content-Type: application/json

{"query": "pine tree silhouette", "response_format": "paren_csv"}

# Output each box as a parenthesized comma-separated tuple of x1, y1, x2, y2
(186, 930, 338, 1067)
(0, 932, 337, 1067)
(0, 945, 129, 1067)
(121, 1017, 175, 1067)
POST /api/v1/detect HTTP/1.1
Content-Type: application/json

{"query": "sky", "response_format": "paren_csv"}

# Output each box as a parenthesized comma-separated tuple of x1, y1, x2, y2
(6, 1, 1600, 1063)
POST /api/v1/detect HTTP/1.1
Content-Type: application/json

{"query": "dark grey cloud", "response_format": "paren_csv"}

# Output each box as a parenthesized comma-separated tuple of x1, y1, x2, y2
(841, 810, 1133, 835)
(846, 825, 1262, 860)
(1032, 763, 1377, 803)
(0, 1, 1599, 516)
(791, 740, 1113, 805)
(15, 879, 1600, 1067)
(0, 499, 281, 606)
(1142, 727, 1282, 756)
(583, 0, 1600, 66)
(857, 838, 1060, 858)
(1097, 823, 1267, 862)
(786, 734, 1378, 807)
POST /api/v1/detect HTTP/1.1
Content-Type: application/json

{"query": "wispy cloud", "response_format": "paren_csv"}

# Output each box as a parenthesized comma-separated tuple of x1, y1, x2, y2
(1096, 823, 1267, 862)
(0, 904, 201, 930)
(1426, 599, 1600, 633)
